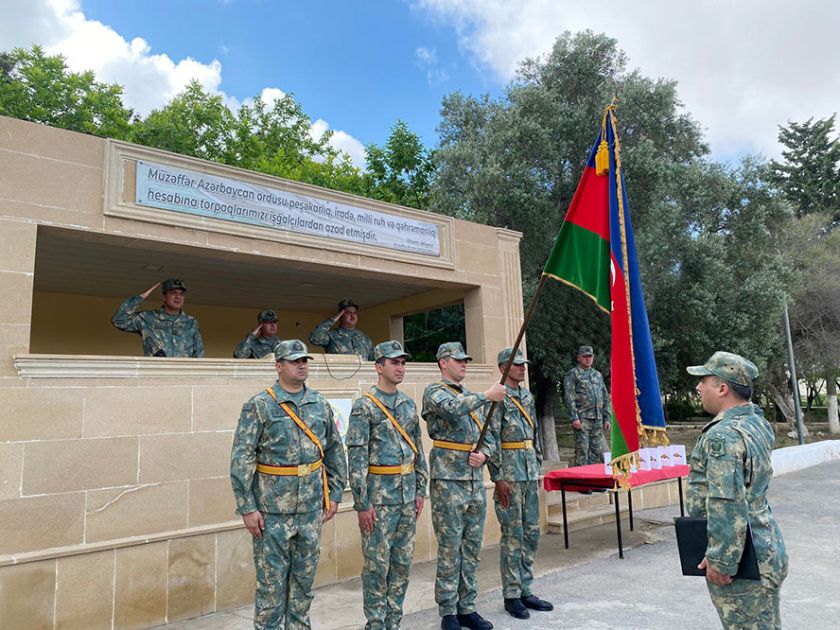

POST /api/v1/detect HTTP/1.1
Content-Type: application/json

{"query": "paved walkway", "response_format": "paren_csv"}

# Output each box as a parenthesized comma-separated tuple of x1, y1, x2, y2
(157, 461, 839, 629)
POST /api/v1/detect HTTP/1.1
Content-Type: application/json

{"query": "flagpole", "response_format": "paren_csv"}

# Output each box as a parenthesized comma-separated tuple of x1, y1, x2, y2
(474, 273, 549, 452)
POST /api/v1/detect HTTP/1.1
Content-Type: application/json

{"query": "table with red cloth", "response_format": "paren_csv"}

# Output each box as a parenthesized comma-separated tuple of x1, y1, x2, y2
(543, 463, 690, 558)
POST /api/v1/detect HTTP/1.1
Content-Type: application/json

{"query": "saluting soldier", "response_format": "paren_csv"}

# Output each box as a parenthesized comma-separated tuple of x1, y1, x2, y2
(422, 342, 505, 630)
(686, 351, 788, 629)
(488, 347, 553, 620)
(347, 340, 429, 630)
(230, 339, 347, 630)
(309, 298, 375, 360)
(234, 309, 282, 359)
(563, 345, 611, 468)
(111, 278, 204, 357)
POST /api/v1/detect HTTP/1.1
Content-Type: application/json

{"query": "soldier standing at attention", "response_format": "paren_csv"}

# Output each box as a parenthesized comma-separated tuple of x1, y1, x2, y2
(563, 345, 611, 470)
(111, 278, 204, 357)
(422, 342, 506, 630)
(230, 340, 347, 630)
(488, 347, 553, 620)
(347, 340, 429, 630)
(234, 309, 282, 359)
(309, 298, 375, 360)
(686, 351, 788, 629)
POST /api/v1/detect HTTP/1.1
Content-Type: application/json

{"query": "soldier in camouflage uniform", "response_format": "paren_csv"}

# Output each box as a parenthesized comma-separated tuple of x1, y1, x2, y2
(111, 278, 204, 357)
(488, 348, 553, 620)
(234, 310, 282, 359)
(309, 298, 375, 360)
(347, 340, 429, 630)
(422, 342, 506, 630)
(230, 339, 347, 630)
(686, 351, 788, 630)
(563, 345, 611, 469)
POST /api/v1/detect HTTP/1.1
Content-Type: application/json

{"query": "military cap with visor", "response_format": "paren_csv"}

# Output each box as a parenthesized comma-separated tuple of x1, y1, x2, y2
(274, 339, 314, 362)
(686, 351, 758, 387)
(374, 340, 411, 361)
(497, 347, 530, 365)
(257, 309, 278, 323)
(161, 278, 187, 293)
(436, 341, 472, 361)
(577, 345, 594, 356)
(338, 298, 359, 310)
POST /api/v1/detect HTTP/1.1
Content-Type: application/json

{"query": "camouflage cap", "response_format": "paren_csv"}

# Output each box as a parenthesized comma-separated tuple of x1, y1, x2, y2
(161, 278, 187, 293)
(374, 340, 411, 361)
(577, 345, 594, 356)
(338, 298, 359, 310)
(436, 341, 472, 361)
(497, 347, 529, 365)
(687, 351, 758, 387)
(257, 309, 278, 323)
(274, 339, 313, 362)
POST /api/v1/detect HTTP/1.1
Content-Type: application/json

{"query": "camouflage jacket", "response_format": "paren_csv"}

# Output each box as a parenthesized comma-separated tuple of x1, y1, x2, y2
(488, 385, 542, 483)
(421, 379, 496, 481)
(111, 296, 204, 358)
(346, 387, 429, 510)
(233, 333, 280, 359)
(563, 366, 610, 421)
(309, 318, 374, 360)
(686, 403, 788, 583)
(230, 382, 347, 515)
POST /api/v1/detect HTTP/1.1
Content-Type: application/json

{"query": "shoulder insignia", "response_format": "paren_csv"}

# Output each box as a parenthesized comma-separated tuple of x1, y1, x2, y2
(708, 436, 726, 457)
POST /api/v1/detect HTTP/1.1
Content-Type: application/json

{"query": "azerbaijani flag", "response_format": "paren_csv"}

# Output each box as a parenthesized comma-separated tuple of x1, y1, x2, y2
(543, 106, 666, 478)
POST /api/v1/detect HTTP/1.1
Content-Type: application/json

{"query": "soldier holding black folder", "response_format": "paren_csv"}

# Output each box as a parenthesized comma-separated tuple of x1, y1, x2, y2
(685, 351, 788, 629)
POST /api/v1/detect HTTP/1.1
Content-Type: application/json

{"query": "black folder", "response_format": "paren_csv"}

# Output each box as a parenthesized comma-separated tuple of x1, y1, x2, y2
(674, 516, 761, 580)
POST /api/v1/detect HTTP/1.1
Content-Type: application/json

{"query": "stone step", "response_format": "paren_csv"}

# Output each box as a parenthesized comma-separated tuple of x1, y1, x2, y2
(546, 499, 630, 535)
(544, 488, 612, 513)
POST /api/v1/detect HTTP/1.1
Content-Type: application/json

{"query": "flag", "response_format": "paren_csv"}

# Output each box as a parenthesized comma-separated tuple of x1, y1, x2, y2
(543, 105, 666, 480)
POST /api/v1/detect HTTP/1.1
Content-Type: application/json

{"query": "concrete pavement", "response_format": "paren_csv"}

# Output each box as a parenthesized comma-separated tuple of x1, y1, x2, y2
(156, 460, 839, 629)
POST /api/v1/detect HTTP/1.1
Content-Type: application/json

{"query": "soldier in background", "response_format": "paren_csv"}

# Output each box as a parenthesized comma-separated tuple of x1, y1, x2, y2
(234, 309, 282, 359)
(422, 342, 505, 630)
(563, 345, 611, 470)
(347, 340, 428, 630)
(488, 347, 553, 620)
(309, 298, 375, 360)
(230, 339, 347, 630)
(686, 351, 788, 629)
(111, 278, 204, 357)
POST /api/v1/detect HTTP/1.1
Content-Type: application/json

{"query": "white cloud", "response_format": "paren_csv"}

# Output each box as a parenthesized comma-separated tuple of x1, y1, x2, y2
(415, 46, 450, 86)
(415, 0, 840, 159)
(311, 119, 368, 168)
(1, 0, 367, 167)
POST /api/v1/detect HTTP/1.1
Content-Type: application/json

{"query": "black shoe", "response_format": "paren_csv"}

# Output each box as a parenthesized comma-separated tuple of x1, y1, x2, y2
(457, 611, 494, 630)
(521, 594, 554, 611)
(579, 489, 592, 495)
(441, 614, 461, 630)
(504, 598, 530, 619)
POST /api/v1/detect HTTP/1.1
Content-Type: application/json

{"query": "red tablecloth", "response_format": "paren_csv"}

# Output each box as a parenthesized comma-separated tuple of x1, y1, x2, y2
(543, 463, 690, 492)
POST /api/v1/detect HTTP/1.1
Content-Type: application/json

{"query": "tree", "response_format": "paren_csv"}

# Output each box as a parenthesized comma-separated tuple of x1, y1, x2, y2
(363, 120, 435, 209)
(431, 31, 792, 459)
(770, 116, 840, 222)
(0, 45, 133, 139)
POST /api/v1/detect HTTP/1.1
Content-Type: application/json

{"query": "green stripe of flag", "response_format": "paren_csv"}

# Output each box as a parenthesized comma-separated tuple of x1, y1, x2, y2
(543, 222, 611, 312)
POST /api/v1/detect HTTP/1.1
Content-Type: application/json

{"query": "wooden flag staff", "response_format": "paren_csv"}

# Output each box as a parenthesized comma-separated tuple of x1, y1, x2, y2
(474, 273, 549, 452)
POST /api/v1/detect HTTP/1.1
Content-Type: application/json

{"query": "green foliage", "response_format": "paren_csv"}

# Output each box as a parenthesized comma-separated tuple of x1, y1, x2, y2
(363, 120, 435, 209)
(770, 116, 840, 221)
(404, 304, 466, 362)
(0, 46, 133, 139)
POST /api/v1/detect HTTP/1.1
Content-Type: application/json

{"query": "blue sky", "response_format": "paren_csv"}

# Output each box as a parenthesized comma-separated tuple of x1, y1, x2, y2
(3, 1, 840, 168)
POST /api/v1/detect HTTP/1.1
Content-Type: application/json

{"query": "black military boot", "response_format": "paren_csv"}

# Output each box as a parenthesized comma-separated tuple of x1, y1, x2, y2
(521, 594, 554, 611)
(441, 614, 461, 630)
(457, 611, 494, 630)
(504, 597, 530, 619)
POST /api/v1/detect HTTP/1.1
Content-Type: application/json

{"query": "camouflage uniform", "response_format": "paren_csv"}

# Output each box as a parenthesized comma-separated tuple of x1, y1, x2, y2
(230, 347, 347, 630)
(309, 318, 374, 360)
(422, 344, 496, 619)
(111, 295, 204, 357)
(234, 334, 280, 359)
(347, 352, 429, 630)
(563, 362, 610, 466)
(488, 380, 542, 600)
(686, 352, 788, 630)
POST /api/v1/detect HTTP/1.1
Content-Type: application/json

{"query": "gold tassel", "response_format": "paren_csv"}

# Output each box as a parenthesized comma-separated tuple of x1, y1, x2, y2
(595, 139, 610, 176)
